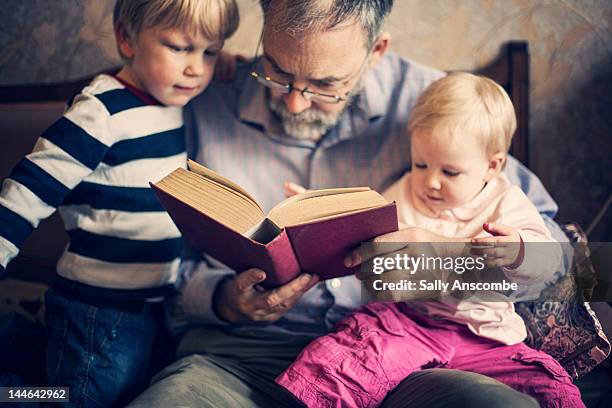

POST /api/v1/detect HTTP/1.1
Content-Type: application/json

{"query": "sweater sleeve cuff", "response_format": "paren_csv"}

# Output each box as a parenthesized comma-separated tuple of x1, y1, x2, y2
(502, 233, 562, 285)
(505, 236, 525, 270)
(180, 264, 233, 326)
(502, 235, 536, 283)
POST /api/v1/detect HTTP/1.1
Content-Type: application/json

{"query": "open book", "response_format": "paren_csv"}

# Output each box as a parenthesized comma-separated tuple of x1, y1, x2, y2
(151, 160, 398, 288)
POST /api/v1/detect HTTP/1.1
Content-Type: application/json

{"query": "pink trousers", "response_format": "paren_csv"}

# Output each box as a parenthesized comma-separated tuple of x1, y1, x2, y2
(276, 302, 584, 408)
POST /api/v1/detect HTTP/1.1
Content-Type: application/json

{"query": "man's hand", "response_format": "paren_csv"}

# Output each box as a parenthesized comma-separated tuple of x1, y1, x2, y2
(345, 227, 463, 274)
(470, 223, 523, 268)
(215, 268, 319, 324)
(344, 227, 467, 302)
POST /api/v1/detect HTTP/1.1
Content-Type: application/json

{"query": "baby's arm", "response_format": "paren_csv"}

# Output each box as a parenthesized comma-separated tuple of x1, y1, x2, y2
(471, 222, 523, 269)
(0, 92, 110, 276)
(472, 186, 562, 285)
(283, 182, 307, 198)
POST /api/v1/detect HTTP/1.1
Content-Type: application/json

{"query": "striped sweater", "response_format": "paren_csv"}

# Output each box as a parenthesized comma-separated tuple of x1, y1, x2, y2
(0, 74, 186, 289)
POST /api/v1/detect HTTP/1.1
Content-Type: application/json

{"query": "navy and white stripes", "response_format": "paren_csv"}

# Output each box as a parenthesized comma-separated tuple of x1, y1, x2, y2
(0, 74, 185, 289)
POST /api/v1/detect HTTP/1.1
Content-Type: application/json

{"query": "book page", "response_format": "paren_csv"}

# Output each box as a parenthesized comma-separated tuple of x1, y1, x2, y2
(271, 187, 371, 213)
(154, 168, 265, 234)
(268, 188, 388, 228)
(188, 160, 263, 214)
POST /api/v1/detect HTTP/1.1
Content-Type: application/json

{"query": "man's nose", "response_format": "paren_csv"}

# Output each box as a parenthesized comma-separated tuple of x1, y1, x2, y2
(283, 87, 312, 114)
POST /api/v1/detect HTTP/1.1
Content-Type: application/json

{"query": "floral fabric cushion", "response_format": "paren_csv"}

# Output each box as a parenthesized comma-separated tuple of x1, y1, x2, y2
(515, 223, 610, 379)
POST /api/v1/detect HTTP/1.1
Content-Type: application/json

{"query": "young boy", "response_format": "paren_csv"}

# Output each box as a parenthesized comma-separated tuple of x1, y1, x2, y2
(278, 73, 583, 408)
(0, 0, 238, 406)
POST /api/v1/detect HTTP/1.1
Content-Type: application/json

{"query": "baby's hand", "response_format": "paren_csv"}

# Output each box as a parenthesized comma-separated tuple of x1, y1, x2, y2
(470, 223, 523, 269)
(214, 51, 248, 81)
(283, 182, 307, 198)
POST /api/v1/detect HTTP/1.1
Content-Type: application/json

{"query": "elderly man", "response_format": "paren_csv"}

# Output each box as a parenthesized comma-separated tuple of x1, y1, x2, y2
(129, 1, 563, 406)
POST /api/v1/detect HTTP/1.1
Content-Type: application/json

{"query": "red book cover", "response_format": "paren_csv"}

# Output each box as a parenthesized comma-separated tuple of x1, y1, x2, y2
(151, 184, 398, 288)
(284, 203, 398, 283)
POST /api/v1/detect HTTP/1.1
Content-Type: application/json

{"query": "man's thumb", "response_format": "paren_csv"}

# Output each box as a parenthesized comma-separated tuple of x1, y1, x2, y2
(236, 268, 267, 292)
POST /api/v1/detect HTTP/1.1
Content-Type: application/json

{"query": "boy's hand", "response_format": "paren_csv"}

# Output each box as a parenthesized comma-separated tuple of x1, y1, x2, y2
(283, 182, 307, 198)
(470, 223, 523, 268)
(214, 51, 248, 81)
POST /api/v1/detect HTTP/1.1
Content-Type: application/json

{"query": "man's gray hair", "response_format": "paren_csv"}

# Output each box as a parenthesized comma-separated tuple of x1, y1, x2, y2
(259, 0, 393, 48)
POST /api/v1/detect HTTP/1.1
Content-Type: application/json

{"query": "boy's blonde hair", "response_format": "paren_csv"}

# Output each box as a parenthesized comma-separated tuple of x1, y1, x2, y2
(408, 72, 517, 157)
(114, 0, 239, 59)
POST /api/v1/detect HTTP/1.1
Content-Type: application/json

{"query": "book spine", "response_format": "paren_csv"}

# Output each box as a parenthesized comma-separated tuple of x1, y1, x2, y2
(260, 229, 301, 289)
(151, 183, 301, 289)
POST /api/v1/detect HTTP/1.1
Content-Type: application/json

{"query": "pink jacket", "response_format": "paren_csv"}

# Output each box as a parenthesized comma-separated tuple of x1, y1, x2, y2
(382, 172, 562, 345)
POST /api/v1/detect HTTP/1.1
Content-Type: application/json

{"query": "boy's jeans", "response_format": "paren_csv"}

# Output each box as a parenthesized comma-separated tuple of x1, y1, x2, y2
(45, 288, 171, 407)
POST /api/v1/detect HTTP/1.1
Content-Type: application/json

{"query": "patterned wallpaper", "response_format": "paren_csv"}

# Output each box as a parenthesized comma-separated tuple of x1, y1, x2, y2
(0, 0, 610, 234)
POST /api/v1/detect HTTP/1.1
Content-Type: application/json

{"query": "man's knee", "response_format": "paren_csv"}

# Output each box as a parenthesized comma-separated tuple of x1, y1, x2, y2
(128, 354, 241, 407)
(381, 369, 538, 408)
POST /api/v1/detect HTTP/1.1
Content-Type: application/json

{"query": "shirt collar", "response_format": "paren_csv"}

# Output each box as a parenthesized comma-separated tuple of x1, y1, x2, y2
(113, 75, 161, 106)
(318, 68, 386, 148)
(361, 67, 386, 119)
(407, 173, 512, 222)
(449, 174, 512, 221)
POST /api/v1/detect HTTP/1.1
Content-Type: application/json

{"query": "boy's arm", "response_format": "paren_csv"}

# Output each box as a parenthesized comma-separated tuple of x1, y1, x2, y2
(214, 51, 249, 82)
(0, 93, 110, 276)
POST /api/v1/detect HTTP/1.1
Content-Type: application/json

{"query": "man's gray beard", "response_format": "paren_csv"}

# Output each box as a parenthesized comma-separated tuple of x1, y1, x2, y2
(268, 98, 345, 142)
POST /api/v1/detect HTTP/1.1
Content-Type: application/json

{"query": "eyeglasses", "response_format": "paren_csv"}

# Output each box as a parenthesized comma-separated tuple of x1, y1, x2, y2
(250, 72, 349, 104)
(249, 47, 371, 105)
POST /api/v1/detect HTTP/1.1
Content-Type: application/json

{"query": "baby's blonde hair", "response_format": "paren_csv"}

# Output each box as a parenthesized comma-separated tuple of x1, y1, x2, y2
(408, 72, 517, 157)
(113, 0, 239, 59)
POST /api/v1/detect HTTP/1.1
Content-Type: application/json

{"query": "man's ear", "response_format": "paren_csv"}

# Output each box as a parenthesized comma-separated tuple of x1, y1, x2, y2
(485, 152, 506, 181)
(368, 32, 391, 68)
(115, 25, 135, 59)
